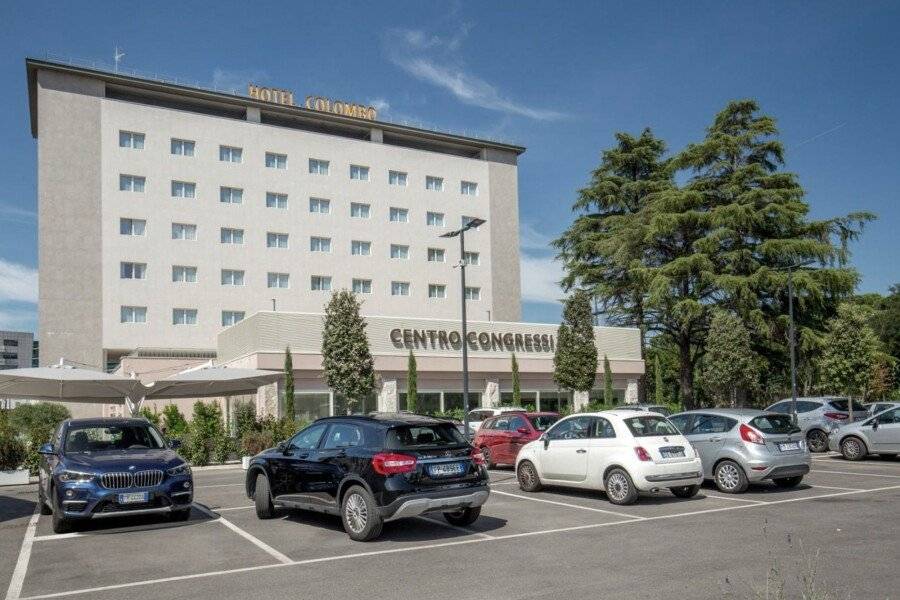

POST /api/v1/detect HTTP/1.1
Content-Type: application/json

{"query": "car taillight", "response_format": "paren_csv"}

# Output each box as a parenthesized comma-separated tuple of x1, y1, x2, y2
(634, 447, 652, 462)
(824, 412, 849, 421)
(470, 447, 486, 466)
(371, 453, 417, 475)
(739, 423, 765, 445)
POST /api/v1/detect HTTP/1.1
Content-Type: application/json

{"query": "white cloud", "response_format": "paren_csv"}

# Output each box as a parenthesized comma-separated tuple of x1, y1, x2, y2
(520, 254, 564, 305)
(0, 259, 38, 303)
(520, 222, 556, 252)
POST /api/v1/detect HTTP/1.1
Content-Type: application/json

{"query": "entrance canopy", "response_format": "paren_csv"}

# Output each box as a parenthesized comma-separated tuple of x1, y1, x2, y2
(141, 366, 281, 399)
(0, 365, 145, 402)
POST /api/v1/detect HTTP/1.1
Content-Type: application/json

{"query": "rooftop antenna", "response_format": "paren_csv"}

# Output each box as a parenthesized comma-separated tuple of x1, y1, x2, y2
(114, 46, 125, 73)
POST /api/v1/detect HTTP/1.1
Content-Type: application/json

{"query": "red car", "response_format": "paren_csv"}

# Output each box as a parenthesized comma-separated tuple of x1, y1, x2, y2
(473, 411, 559, 467)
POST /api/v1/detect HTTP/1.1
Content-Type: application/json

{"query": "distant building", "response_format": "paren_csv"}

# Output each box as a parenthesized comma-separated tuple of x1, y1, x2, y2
(1, 330, 34, 370)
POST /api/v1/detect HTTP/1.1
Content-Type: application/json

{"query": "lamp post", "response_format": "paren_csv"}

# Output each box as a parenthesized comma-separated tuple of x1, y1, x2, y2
(776, 261, 814, 425)
(441, 217, 486, 438)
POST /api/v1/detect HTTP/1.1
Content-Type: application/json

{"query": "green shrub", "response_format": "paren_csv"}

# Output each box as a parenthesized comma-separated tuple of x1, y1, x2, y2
(241, 430, 274, 456)
(233, 400, 259, 440)
(258, 415, 306, 445)
(138, 406, 160, 427)
(161, 404, 188, 438)
(187, 401, 227, 466)
(9, 402, 71, 475)
(0, 414, 27, 471)
(431, 408, 465, 421)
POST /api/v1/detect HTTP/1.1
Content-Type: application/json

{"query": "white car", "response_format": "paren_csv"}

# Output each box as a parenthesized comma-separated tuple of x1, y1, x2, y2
(467, 407, 528, 432)
(515, 411, 704, 505)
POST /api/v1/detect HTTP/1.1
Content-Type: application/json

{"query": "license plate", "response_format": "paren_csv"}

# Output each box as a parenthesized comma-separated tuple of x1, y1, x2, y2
(778, 442, 800, 452)
(117, 492, 149, 504)
(661, 450, 684, 459)
(428, 462, 466, 478)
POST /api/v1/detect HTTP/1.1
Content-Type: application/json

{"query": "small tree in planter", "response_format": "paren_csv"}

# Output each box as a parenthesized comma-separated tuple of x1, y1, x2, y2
(511, 353, 521, 406)
(322, 290, 375, 414)
(188, 401, 228, 466)
(0, 415, 28, 485)
(603, 355, 614, 405)
(553, 290, 598, 409)
(283, 346, 295, 420)
(161, 404, 188, 438)
(9, 402, 71, 475)
(407, 351, 418, 413)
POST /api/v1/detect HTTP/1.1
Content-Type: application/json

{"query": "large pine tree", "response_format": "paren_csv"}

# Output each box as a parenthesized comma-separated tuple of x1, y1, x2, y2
(321, 290, 375, 414)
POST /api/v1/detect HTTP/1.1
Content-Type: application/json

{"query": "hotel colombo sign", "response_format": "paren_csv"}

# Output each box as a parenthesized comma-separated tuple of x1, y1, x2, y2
(248, 84, 377, 121)
(390, 328, 555, 353)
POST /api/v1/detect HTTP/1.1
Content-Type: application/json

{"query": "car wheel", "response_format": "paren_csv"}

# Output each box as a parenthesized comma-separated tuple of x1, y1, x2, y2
(481, 446, 496, 469)
(38, 484, 52, 516)
(604, 468, 639, 505)
(517, 460, 542, 492)
(806, 429, 829, 453)
(51, 490, 71, 534)
(840, 436, 867, 461)
(773, 476, 803, 488)
(670, 484, 700, 499)
(169, 508, 192, 521)
(253, 474, 276, 519)
(714, 460, 749, 494)
(341, 485, 383, 542)
(443, 506, 481, 526)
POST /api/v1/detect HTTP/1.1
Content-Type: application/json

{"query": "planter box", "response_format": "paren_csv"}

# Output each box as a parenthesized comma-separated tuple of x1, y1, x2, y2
(241, 456, 251, 470)
(0, 469, 30, 486)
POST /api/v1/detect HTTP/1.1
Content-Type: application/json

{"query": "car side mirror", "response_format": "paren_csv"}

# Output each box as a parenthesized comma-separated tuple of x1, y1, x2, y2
(871, 421, 879, 430)
(517, 427, 530, 435)
(276, 441, 290, 454)
(540, 433, 549, 449)
(38, 443, 54, 455)
(168, 438, 182, 450)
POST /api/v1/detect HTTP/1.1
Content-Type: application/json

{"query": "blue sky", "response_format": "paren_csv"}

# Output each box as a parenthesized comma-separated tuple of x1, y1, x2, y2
(1, 1, 898, 334)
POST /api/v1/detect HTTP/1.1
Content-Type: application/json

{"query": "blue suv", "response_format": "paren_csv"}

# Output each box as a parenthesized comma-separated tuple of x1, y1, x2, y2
(38, 418, 194, 533)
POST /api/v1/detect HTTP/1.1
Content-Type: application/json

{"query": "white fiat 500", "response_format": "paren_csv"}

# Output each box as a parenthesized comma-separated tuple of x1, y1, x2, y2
(515, 411, 704, 505)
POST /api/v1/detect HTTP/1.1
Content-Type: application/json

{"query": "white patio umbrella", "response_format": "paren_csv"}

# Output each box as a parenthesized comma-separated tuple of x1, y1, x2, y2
(0, 363, 148, 405)
(141, 365, 281, 401)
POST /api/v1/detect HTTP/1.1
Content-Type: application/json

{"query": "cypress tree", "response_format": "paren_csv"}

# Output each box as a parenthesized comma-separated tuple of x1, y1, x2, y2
(511, 353, 521, 406)
(553, 289, 598, 398)
(603, 355, 614, 405)
(406, 351, 418, 413)
(654, 355, 664, 405)
(322, 290, 375, 414)
(283, 346, 295, 420)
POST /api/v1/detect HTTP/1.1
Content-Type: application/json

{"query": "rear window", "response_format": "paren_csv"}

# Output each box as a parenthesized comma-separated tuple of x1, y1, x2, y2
(750, 415, 801, 435)
(828, 399, 866, 412)
(385, 424, 468, 450)
(624, 416, 679, 437)
(529, 415, 558, 431)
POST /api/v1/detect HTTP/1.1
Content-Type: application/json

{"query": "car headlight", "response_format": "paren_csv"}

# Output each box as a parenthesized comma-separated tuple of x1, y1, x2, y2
(58, 470, 93, 482)
(167, 463, 192, 477)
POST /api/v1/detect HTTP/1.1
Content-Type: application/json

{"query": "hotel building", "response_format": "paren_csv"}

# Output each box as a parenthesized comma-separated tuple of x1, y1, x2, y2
(25, 57, 643, 419)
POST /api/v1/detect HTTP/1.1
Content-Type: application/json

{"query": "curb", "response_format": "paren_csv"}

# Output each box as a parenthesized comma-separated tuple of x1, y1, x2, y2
(190, 462, 243, 472)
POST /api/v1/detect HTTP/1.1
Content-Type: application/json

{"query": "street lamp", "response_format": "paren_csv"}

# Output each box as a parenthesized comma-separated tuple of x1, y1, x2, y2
(775, 261, 815, 425)
(441, 217, 486, 437)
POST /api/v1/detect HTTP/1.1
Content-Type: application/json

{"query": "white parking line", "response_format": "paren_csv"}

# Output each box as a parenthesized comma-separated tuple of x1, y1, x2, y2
(194, 483, 245, 489)
(214, 505, 255, 512)
(701, 493, 767, 504)
(811, 458, 900, 470)
(17, 483, 900, 600)
(4, 507, 39, 600)
(811, 469, 900, 479)
(192, 504, 292, 564)
(491, 489, 645, 520)
(805, 484, 863, 491)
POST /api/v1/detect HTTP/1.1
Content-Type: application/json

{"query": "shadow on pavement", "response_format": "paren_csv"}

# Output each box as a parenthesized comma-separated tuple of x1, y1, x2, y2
(0, 493, 37, 524)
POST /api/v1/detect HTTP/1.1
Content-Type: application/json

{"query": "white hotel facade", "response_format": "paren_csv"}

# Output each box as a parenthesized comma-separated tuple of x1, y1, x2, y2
(26, 58, 643, 419)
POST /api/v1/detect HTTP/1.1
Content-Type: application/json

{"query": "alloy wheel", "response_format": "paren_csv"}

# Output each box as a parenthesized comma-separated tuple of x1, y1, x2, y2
(807, 430, 828, 453)
(344, 493, 368, 533)
(518, 463, 537, 488)
(717, 463, 741, 491)
(606, 472, 629, 502)
(842, 438, 862, 460)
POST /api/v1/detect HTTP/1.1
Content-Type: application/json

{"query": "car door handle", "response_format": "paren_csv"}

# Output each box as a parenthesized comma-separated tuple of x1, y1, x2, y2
(576, 449, 587, 454)
(296, 453, 309, 459)
(709, 437, 722, 442)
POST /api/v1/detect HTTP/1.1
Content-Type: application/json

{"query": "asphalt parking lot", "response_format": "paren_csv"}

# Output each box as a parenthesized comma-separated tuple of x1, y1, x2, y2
(2, 454, 898, 600)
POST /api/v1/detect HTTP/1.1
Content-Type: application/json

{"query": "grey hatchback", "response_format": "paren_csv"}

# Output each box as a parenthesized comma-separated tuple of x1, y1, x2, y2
(669, 409, 811, 493)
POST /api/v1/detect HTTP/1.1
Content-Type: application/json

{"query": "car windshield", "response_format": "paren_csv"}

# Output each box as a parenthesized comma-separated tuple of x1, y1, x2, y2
(749, 415, 801, 435)
(64, 424, 165, 453)
(529, 415, 559, 431)
(385, 424, 468, 450)
(828, 399, 866, 412)
(624, 416, 679, 437)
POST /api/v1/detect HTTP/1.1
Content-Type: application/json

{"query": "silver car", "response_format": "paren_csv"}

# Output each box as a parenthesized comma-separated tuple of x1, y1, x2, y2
(764, 397, 868, 453)
(864, 401, 900, 417)
(615, 404, 673, 416)
(828, 405, 900, 460)
(669, 409, 811, 493)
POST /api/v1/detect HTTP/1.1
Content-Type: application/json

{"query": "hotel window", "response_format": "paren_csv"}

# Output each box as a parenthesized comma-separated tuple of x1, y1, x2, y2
(350, 202, 370, 218)
(267, 232, 289, 249)
(309, 158, 329, 175)
(428, 284, 447, 299)
(222, 311, 245, 326)
(350, 165, 369, 181)
(465, 286, 481, 300)
(120, 262, 147, 280)
(351, 240, 371, 256)
(391, 281, 410, 296)
(172, 223, 197, 240)
(220, 227, 244, 244)
(464, 251, 480, 266)
(267, 272, 290, 288)
(120, 218, 146, 236)
(120, 306, 147, 323)
(220, 186, 243, 204)
(426, 176, 443, 191)
(389, 207, 408, 222)
(171, 180, 196, 198)
(310, 275, 332, 291)
(310, 236, 331, 252)
(461, 215, 482, 229)
(426, 211, 445, 227)
(427, 248, 445, 262)
(309, 197, 331, 214)
(390, 244, 409, 259)
(170, 138, 195, 156)
(389, 170, 408, 186)
(221, 269, 245, 286)
(265, 152, 287, 169)
(266, 192, 288, 209)
(352, 279, 372, 294)
(173, 308, 198, 325)
(172, 265, 198, 283)
(461, 181, 479, 196)
(119, 174, 145, 192)
(119, 131, 144, 149)
(219, 145, 242, 162)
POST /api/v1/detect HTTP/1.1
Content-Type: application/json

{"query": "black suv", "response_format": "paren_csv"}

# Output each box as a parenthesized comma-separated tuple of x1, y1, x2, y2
(245, 413, 490, 541)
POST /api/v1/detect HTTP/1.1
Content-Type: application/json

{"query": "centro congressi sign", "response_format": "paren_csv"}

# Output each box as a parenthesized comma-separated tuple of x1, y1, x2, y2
(390, 328, 556, 353)
(248, 84, 377, 121)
